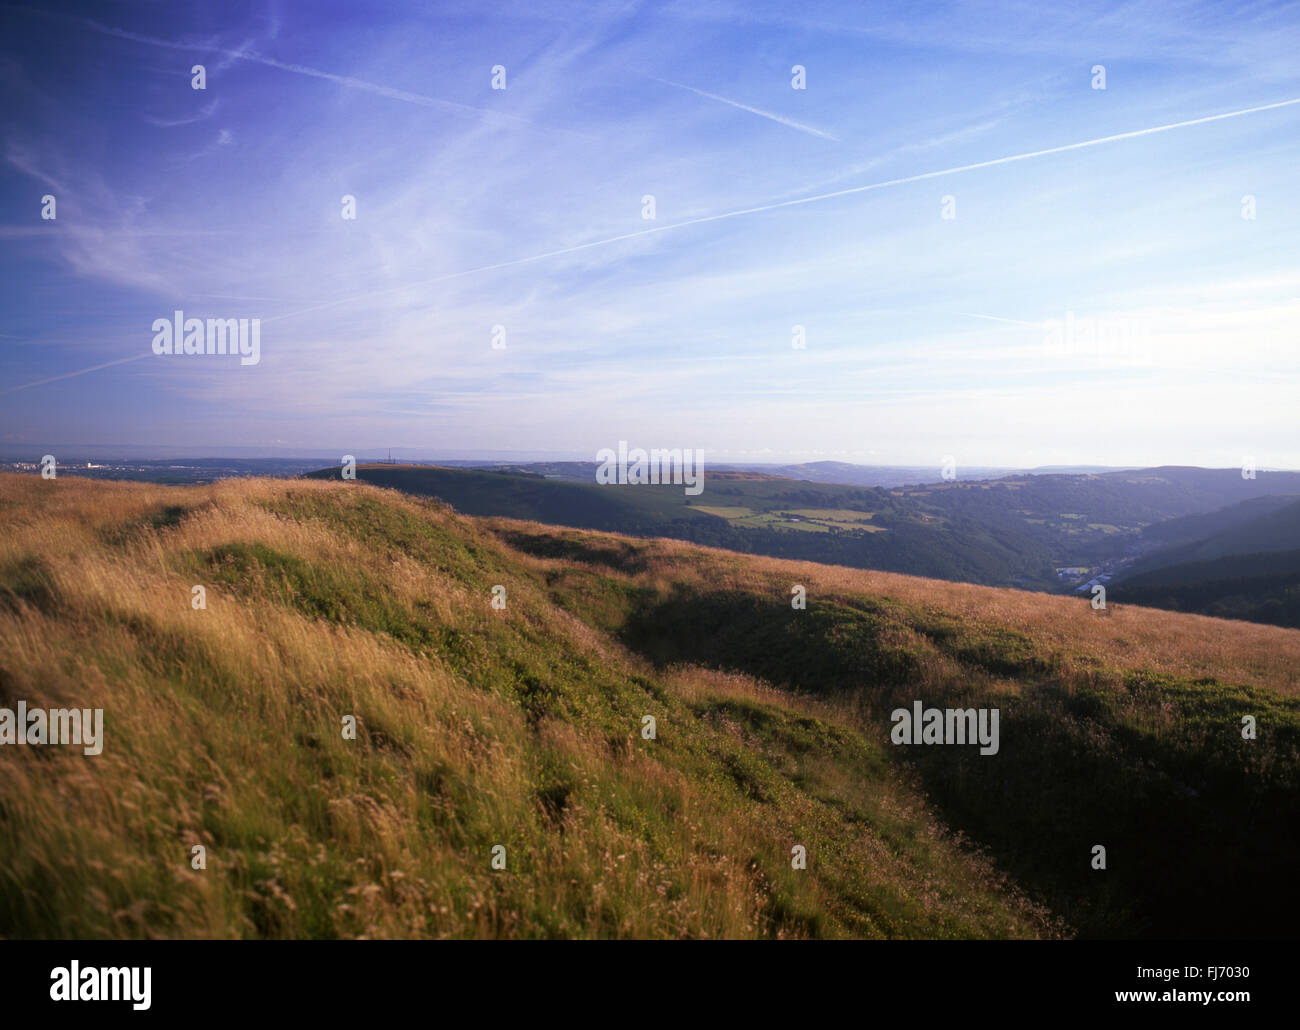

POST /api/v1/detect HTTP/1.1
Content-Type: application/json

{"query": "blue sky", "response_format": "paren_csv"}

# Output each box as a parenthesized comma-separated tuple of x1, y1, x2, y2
(2, 0, 1298, 467)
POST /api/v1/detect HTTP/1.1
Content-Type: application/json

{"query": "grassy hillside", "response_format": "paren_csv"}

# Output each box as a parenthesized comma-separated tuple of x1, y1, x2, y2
(1108, 497, 1300, 627)
(1138, 493, 1300, 549)
(2, 473, 1298, 939)
(1127, 497, 1300, 574)
(1112, 549, 1300, 629)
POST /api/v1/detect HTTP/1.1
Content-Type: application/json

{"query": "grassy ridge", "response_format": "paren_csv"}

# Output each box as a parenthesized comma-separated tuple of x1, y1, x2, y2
(1, 474, 1297, 938)
(497, 521, 1300, 938)
(0, 475, 1052, 939)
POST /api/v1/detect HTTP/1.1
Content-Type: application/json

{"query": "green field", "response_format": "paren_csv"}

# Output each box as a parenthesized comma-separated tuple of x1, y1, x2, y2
(693, 506, 888, 535)
(689, 505, 756, 518)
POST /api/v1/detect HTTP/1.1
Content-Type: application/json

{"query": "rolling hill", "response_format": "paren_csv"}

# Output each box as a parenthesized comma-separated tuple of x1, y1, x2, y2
(1105, 496, 1300, 627)
(2, 473, 1299, 939)
(303, 463, 1066, 587)
(304, 463, 1300, 595)
(1110, 550, 1300, 628)
(1126, 496, 1300, 574)
(1138, 493, 1300, 550)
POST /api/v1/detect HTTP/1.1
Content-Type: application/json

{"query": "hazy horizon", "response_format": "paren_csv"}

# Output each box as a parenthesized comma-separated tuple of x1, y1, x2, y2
(4, 443, 1295, 478)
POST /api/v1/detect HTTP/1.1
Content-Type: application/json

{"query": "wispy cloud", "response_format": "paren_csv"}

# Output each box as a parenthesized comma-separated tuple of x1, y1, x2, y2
(178, 127, 235, 163)
(143, 99, 219, 127)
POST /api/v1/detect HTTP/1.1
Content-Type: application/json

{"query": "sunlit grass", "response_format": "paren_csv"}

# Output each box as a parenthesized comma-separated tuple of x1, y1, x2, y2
(0, 474, 1059, 939)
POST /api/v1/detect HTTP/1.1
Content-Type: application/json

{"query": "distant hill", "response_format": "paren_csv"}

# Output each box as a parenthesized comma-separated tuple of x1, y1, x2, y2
(719, 461, 1022, 488)
(1138, 493, 1300, 549)
(1125, 496, 1300, 576)
(435, 460, 1011, 488)
(445, 460, 1148, 490)
(304, 464, 1300, 598)
(1106, 497, 1300, 628)
(304, 463, 1065, 588)
(933, 466, 1300, 529)
(1110, 550, 1300, 629)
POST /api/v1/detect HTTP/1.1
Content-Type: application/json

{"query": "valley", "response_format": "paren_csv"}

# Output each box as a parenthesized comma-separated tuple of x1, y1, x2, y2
(305, 462, 1300, 618)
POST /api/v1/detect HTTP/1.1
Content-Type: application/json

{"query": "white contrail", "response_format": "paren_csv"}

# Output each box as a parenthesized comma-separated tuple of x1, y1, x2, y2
(2, 353, 151, 394)
(955, 312, 1045, 328)
(68, 16, 538, 127)
(261, 94, 1300, 326)
(651, 76, 839, 140)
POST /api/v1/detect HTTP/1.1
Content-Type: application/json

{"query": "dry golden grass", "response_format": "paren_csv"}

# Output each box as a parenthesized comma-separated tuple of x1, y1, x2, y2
(481, 516, 1300, 939)
(487, 516, 1300, 693)
(0, 474, 1063, 939)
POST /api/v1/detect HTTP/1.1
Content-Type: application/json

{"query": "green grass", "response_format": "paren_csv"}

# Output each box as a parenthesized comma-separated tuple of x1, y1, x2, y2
(0, 475, 1058, 939)
(509, 522, 1300, 939)
(2, 474, 1298, 939)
